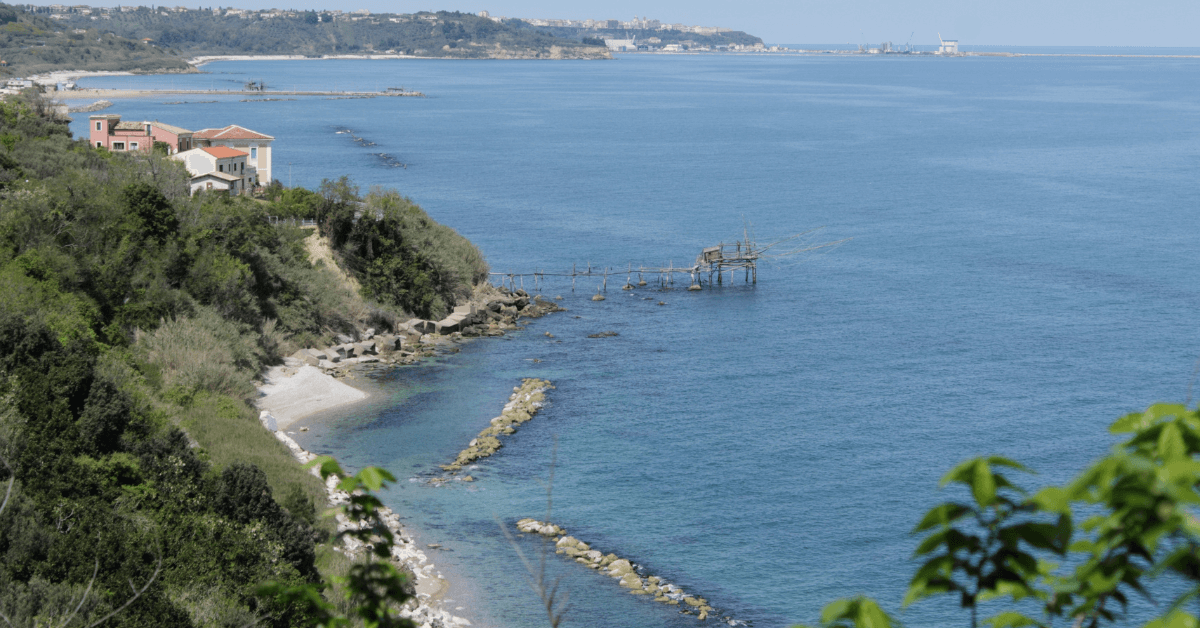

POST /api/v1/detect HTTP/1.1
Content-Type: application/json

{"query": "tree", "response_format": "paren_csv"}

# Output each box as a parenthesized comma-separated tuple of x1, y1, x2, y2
(122, 182, 177, 244)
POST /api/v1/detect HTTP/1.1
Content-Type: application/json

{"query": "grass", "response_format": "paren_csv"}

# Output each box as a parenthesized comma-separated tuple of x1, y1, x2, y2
(172, 392, 333, 538)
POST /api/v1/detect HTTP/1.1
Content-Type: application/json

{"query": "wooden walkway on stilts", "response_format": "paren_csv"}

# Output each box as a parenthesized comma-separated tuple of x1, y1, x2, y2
(489, 228, 850, 295)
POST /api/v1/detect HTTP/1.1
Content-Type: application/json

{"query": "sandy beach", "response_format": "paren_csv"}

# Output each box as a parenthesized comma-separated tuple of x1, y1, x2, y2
(257, 357, 470, 627)
(256, 361, 369, 429)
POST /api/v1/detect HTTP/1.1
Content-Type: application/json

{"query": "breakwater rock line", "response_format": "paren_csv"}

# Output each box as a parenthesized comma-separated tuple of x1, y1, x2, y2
(515, 519, 741, 624)
(266, 418, 471, 628)
(439, 378, 554, 474)
(67, 99, 112, 113)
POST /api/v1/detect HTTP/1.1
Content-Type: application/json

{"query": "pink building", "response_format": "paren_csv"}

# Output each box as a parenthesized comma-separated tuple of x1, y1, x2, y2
(88, 114, 194, 154)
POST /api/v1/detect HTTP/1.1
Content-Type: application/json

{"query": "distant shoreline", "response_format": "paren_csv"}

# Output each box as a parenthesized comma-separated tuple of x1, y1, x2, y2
(36, 48, 1200, 89)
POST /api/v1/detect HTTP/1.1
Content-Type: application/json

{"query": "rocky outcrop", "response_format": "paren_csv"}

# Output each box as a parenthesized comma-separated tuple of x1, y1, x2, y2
(512, 519, 733, 623)
(400, 289, 567, 339)
(439, 379, 553, 473)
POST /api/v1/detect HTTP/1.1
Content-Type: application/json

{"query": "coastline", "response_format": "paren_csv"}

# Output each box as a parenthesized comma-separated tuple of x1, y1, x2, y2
(257, 362, 369, 430)
(264, 398, 469, 627)
(252, 285, 565, 627)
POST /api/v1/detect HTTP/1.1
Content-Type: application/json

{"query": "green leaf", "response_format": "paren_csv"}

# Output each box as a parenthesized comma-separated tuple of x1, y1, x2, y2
(357, 466, 396, 491)
(987, 456, 1034, 474)
(1010, 522, 1068, 553)
(972, 458, 997, 506)
(1111, 410, 1153, 434)
(1143, 610, 1200, 628)
(983, 611, 1043, 628)
(1158, 422, 1187, 462)
(306, 455, 343, 480)
(912, 503, 971, 533)
(1030, 486, 1072, 515)
(819, 596, 895, 628)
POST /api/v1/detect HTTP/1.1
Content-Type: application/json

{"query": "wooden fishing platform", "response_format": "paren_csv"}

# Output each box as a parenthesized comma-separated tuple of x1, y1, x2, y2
(490, 227, 849, 294)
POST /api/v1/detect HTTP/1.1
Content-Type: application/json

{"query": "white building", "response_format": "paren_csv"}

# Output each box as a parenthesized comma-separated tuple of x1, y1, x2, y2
(190, 124, 275, 184)
(938, 35, 958, 54)
(604, 38, 638, 52)
(173, 146, 257, 194)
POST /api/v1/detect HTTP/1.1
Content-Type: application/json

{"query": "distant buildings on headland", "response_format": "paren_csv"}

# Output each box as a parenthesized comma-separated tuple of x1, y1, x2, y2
(494, 13, 733, 36)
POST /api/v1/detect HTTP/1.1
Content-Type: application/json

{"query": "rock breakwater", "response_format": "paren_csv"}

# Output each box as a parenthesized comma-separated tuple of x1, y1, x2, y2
(514, 519, 740, 624)
(440, 378, 554, 473)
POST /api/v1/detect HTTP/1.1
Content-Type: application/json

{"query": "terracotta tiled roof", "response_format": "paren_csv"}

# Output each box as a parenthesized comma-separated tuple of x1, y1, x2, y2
(200, 146, 248, 158)
(151, 121, 192, 135)
(192, 124, 274, 140)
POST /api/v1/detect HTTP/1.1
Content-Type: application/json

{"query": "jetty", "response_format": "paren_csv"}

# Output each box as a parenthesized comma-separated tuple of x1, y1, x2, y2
(65, 87, 424, 99)
(491, 227, 850, 293)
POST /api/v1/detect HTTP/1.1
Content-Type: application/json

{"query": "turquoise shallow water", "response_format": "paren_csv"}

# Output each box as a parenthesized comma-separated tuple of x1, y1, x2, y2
(69, 52, 1200, 627)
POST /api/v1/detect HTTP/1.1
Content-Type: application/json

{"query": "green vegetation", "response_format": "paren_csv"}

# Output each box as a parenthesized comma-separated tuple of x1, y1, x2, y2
(0, 89, 483, 625)
(0, 4, 192, 76)
(51, 9, 609, 60)
(797, 404, 1200, 628)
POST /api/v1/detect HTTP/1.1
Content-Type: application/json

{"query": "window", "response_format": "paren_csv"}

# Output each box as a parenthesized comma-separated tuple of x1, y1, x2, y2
(206, 181, 212, 190)
(94, 121, 101, 131)
(240, 162, 244, 172)
(218, 164, 224, 172)
(130, 142, 139, 150)
(112, 142, 124, 150)
(95, 141, 102, 148)
(250, 147, 257, 159)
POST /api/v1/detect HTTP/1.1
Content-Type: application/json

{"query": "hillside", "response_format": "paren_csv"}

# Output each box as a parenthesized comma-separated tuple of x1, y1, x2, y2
(0, 4, 192, 76)
(48, 8, 611, 60)
(0, 90, 486, 625)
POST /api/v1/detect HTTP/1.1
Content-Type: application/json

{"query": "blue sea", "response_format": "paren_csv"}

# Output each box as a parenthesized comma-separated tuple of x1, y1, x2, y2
(68, 51, 1200, 627)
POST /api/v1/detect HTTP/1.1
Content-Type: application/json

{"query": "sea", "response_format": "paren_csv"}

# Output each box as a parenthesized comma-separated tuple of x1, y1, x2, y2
(67, 50, 1200, 628)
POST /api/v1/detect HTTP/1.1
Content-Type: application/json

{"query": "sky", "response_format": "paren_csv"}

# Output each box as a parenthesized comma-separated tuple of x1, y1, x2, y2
(455, 0, 1200, 47)
(34, 0, 1200, 47)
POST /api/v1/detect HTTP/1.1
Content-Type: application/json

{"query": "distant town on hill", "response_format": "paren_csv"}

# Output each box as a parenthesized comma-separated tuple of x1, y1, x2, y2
(485, 12, 764, 51)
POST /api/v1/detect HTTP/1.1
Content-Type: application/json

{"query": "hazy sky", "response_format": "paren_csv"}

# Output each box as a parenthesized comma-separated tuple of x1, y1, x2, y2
(454, 0, 1200, 47)
(56, 0, 1200, 47)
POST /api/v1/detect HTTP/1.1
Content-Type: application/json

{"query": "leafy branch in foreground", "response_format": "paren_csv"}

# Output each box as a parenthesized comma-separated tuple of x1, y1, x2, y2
(257, 457, 415, 628)
(793, 402, 1200, 628)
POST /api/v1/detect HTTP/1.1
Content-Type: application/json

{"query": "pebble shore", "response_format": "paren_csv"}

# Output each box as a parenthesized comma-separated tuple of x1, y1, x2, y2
(265, 414, 472, 628)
